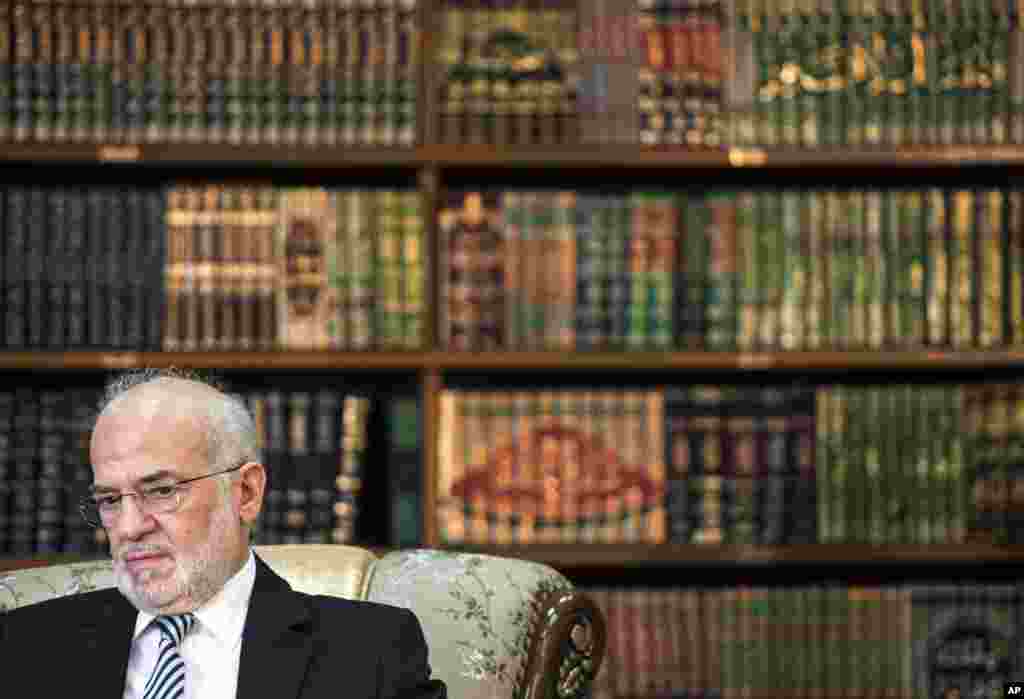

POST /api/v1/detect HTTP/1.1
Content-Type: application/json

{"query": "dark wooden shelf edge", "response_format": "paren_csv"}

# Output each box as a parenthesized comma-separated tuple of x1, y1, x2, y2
(0, 142, 423, 168)
(449, 543, 1024, 567)
(2, 350, 1024, 371)
(4, 143, 1024, 169)
(5, 543, 1017, 574)
(0, 351, 430, 370)
(0, 554, 107, 573)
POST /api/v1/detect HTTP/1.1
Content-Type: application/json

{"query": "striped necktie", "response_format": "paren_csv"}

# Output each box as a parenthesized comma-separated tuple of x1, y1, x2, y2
(142, 614, 196, 699)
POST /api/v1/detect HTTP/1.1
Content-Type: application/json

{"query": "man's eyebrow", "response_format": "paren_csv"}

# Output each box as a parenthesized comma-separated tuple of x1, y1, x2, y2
(89, 469, 180, 494)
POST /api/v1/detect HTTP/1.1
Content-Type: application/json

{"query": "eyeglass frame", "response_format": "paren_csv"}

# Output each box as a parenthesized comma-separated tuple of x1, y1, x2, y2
(79, 462, 248, 528)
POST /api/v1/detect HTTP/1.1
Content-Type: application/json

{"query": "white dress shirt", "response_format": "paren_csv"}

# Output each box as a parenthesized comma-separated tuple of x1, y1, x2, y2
(123, 550, 257, 699)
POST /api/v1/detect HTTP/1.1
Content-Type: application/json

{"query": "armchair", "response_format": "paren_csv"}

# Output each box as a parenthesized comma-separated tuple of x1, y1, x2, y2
(0, 545, 606, 699)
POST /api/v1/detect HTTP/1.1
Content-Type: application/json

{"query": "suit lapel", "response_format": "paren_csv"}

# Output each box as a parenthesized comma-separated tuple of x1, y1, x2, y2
(75, 590, 137, 696)
(236, 555, 314, 699)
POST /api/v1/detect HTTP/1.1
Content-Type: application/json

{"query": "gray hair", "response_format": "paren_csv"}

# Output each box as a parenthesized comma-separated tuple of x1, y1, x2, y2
(97, 368, 262, 495)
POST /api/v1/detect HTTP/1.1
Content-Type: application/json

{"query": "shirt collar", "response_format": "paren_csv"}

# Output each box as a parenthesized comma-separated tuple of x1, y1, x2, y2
(132, 549, 257, 648)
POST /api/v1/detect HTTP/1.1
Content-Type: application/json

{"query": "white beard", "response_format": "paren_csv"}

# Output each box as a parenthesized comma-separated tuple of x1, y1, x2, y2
(113, 493, 242, 615)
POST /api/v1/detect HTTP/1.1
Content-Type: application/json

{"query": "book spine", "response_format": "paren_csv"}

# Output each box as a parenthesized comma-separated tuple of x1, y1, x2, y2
(981, 188, 1003, 348)
(683, 192, 710, 349)
(706, 191, 739, 351)
(1010, 188, 1024, 346)
(608, 0, 639, 144)
(0, 2, 11, 142)
(781, 188, 806, 350)
(218, 187, 238, 350)
(778, 0, 801, 147)
(1012, 1, 1024, 142)
(257, 186, 280, 351)
(183, 186, 203, 351)
(377, 189, 403, 348)
(196, 186, 217, 351)
(263, 390, 287, 544)
(1000, 187, 1014, 346)
(925, 187, 948, 345)
(949, 189, 973, 348)
(758, 0, 780, 146)
(760, 189, 784, 348)
(338, 393, 369, 544)
(736, 190, 758, 351)
(866, 188, 885, 349)
(235, 187, 256, 351)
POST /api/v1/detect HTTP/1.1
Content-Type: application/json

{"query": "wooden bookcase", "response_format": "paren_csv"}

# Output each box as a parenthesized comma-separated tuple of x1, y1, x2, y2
(3, 3, 1024, 695)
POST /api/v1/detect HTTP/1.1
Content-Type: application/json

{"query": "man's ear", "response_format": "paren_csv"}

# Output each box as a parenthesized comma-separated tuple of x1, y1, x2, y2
(236, 462, 267, 525)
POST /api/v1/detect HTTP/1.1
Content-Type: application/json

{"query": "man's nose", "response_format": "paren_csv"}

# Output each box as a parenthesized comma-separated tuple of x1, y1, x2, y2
(113, 495, 158, 540)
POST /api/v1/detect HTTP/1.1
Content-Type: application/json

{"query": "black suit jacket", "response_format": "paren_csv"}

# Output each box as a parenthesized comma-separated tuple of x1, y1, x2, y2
(0, 555, 447, 699)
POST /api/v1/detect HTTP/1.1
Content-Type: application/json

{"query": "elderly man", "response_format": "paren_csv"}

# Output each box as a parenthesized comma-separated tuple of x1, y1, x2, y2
(0, 369, 445, 699)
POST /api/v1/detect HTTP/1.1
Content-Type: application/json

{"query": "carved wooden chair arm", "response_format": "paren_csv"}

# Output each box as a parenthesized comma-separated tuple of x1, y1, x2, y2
(524, 589, 607, 699)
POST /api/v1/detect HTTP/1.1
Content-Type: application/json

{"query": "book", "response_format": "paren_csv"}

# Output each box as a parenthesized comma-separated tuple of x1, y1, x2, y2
(437, 388, 666, 544)
(439, 190, 506, 350)
(277, 188, 337, 350)
(388, 395, 423, 547)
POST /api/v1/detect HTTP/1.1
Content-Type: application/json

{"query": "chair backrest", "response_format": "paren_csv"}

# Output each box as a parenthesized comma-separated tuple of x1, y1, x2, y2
(0, 546, 605, 699)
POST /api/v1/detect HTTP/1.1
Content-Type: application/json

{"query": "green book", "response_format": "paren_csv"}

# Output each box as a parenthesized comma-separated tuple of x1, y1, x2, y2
(780, 189, 806, 350)
(758, 189, 784, 349)
(1012, 4, 1024, 143)
(778, 0, 802, 147)
(400, 190, 425, 348)
(816, 387, 832, 543)
(375, 190, 403, 349)
(736, 191, 758, 351)
(760, 0, 782, 146)
(1010, 189, 1024, 345)
(925, 187, 948, 346)
(705, 191, 739, 351)
(865, 189, 885, 349)
(727, 0, 759, 146)
(683, 192, 710, 348)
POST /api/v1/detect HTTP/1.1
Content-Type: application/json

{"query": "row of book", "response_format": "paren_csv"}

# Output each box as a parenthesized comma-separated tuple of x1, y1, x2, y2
(586, 582, 1022, 699)
(436, 0, 1024, 147)
(5, 0, 1023, 149)
(4, 181, 1023, 352)
(0, 184, 426, 351)
(728, 0, 1024, 148)
(1, 0, 418, 146)
(436, 383, 1024, 546)
(0, 385, 375, 555)
(2, 187, 165, 351)
(440, 186, 1024, 351)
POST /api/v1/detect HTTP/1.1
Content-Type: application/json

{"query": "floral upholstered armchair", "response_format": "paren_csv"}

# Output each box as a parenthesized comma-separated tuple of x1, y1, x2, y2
(0, 545, 606, 699)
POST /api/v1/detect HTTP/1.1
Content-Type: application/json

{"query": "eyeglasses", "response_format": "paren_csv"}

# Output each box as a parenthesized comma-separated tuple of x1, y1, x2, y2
(79, 463, 246, 528)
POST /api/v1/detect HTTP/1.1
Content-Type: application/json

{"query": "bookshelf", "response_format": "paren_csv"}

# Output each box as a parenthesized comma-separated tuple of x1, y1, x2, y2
(3, 0, 1024, 695)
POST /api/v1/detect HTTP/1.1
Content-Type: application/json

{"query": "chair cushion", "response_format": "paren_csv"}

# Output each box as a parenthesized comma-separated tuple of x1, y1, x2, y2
(367, 549, 573, 699)
(0, 559, 115, 611)
(255, 544, 377, 600)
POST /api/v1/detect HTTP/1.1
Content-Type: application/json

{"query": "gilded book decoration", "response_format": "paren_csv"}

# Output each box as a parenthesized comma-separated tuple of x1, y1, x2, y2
(435, 0, 580, 146)
(277, 189, 338, 351)
(437, 389, 667, 544)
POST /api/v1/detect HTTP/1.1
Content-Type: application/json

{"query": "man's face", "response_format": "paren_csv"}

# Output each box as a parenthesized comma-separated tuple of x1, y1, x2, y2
(90, 403, 249, 615)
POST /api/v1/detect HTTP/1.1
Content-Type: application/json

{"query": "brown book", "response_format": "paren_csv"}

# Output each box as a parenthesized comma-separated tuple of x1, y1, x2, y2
(277, 188, 337, 350)
(163, 187, 185, 351)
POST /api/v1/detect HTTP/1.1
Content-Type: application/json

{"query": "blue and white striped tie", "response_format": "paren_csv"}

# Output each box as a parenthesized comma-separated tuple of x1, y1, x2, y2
(142, 614, 196, 699)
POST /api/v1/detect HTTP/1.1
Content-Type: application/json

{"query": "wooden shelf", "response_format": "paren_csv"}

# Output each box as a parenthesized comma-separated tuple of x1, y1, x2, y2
(1, 350, 1023, 372)
(0, 351, 429, 371)
(450, 543, 1024, 569)
(425, 144, 1024, 170)
(0, 142, 423, 168)
(4, 142, 1024, 170)
(0, 555, 103, 573)
(5, 543, 1020, 574)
